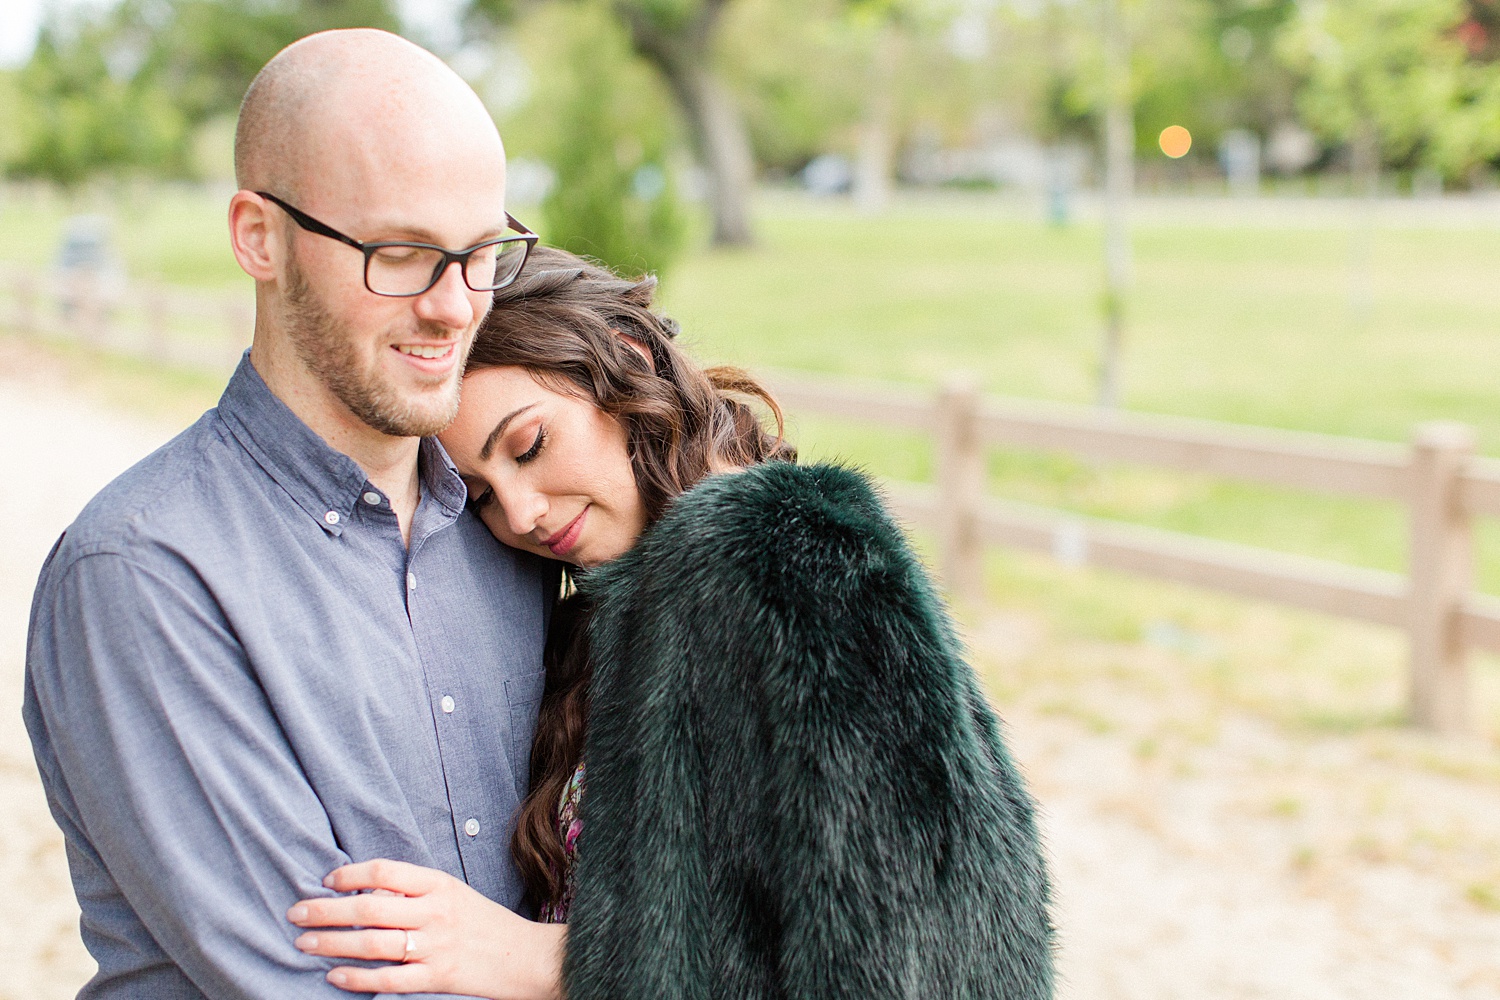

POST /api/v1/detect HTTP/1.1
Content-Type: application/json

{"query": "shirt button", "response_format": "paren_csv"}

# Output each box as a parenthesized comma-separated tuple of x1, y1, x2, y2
(363, 491, 382, 506)
(324, 510, 340, 525)
(407, 573, 417, 591)
(440, 695, 455, 714)
(464, 818, 480, 837)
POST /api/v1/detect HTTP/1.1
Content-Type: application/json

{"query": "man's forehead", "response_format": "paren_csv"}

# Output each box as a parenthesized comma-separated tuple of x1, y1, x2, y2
(296, 125, 508, 243)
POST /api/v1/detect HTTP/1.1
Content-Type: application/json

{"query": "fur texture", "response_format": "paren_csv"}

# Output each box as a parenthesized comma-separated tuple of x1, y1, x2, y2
(565, 462, 1054, 999)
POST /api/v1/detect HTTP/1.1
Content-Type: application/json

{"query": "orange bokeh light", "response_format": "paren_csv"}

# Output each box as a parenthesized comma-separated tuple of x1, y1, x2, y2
(1159, 125, 1192, 159)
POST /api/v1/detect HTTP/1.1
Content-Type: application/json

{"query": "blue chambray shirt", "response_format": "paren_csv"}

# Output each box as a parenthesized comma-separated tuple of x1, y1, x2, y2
(23, 355, 556, 999)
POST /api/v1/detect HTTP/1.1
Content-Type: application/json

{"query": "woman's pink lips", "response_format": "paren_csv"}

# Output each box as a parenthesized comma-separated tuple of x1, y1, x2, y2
(541, 507, 589, 558)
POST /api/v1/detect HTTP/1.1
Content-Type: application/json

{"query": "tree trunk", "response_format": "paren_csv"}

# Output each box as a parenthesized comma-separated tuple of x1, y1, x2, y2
(1098, 0, 1132, 410)
(614, 2, 755, 246)
(1348, 118, 1378, 323)
(666, 63, 756, 245)
(853, 24, 897, 215)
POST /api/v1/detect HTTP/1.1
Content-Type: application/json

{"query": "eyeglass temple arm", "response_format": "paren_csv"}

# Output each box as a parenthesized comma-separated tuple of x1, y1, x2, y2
(256, 192, 366, 253)
(506, 212, 536, 237)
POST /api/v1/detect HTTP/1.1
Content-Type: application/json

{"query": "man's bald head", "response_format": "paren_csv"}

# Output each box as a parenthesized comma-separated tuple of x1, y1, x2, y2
(235, 29, 503, 205)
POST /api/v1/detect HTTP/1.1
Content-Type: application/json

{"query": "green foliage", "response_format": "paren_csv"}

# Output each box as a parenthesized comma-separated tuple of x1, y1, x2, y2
(537, 4, 686, 277)
(1281, 0, 1500, 178)
(0, 72, 27, 170)
(153, 0, 401, 128)
(719, 0, 864, 172)
(9, 11, 189, 186)
(5, 0, 401, 188)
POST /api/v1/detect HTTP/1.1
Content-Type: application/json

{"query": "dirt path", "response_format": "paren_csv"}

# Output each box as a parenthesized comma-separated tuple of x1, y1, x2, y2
(0, 368, 179, 1000)
(1, 365, 1496, 999)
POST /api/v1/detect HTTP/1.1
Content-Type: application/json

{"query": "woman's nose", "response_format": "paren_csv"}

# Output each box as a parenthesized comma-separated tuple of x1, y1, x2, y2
(500, 486, 548, 539)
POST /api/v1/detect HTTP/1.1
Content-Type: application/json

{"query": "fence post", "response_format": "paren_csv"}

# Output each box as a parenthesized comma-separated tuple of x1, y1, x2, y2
(224, 296, 252, 370)
(71, 273, 107, 348)
(144, 284, 171, 360)
(1407, 421, 1475, 736)
(13, 270, 37, 336)
(937, 375, 984, 604)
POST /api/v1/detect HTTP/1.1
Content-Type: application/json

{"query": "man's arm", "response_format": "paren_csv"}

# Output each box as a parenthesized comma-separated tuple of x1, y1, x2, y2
(28, 550, 448, 999)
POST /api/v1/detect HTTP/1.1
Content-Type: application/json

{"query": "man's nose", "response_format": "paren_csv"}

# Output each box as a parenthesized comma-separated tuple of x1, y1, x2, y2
(413, 261, 476, 330)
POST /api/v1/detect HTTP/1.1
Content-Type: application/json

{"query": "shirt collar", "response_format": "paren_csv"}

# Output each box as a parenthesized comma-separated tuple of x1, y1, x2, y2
(217, 352, 468, 534)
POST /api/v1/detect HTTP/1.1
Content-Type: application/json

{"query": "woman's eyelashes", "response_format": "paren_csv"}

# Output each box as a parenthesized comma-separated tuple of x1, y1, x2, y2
(466, 483, 496, 510)
(517, 426, 547, 465)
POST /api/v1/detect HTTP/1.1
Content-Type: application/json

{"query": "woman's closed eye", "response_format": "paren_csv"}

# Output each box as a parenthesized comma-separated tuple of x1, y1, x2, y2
(517, 426, 546, 465)
(466, 483, 495, 510)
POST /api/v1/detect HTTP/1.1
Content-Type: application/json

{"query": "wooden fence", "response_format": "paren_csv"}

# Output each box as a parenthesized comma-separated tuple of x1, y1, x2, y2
(767, 372, 1500, 738)
(0, 264, 252, 374)
(3, 262, 1496, 736)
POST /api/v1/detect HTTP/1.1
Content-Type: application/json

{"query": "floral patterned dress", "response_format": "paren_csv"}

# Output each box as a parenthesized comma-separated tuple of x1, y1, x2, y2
(538, 761, 585, 923)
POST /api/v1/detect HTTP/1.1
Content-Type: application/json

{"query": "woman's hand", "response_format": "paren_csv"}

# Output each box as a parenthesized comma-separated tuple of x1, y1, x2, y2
(287, 859, 564, 999)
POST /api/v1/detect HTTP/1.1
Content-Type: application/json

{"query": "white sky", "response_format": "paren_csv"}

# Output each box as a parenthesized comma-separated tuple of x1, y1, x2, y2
(1, 0, 467, 69)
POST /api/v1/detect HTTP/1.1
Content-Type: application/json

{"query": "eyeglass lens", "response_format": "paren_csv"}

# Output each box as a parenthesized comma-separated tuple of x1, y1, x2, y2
(366, 240, 530, 296)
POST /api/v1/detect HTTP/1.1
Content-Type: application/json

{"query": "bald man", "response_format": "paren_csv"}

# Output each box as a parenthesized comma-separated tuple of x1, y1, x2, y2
(24, 30, 559, 999)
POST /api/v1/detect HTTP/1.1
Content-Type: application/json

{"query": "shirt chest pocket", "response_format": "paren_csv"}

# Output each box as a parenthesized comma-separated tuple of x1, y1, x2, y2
(503, 670, 546, 793)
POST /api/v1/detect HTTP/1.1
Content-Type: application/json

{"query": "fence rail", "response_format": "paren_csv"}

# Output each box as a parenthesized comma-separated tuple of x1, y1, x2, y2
(767, 371, 1498, 737)
(0, 264, 252, 374)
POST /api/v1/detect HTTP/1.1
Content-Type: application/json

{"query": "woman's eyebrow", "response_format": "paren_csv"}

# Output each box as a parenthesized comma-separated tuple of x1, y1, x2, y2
(480, 403, 538, 461)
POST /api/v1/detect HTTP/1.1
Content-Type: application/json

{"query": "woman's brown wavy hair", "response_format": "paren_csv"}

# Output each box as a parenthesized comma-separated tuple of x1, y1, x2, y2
(467, 245, 796, 914)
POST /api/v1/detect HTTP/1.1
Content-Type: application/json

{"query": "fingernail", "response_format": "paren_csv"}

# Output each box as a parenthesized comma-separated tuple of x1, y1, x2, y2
(323, 874, 335, 888)
(296, 935, 318, 951)
(329, 971, 348, 985)
(287, 905, 307, 922)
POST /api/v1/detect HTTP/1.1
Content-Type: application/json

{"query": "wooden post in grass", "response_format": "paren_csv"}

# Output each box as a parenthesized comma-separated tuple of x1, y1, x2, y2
(1407, 421, 1475, 735)
(224, 296, 253, 370)
(13, 270, 38, 336)
(74, 276, 105, 348)
(937, 375, 984, 604)
(144, 285, 171, 360)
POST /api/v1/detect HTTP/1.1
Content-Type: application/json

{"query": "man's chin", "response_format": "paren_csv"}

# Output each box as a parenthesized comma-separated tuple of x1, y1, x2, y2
(351, 374, 462, 439)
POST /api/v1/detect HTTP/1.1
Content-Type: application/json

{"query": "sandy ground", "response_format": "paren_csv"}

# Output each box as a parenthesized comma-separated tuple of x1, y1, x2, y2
(2, 358, 1497, 999)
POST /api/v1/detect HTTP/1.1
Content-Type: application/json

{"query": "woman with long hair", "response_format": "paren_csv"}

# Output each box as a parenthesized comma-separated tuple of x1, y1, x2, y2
(285, 247, 1053, 1000)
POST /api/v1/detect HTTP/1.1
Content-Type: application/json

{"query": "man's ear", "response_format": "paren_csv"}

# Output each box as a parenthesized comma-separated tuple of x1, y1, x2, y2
(615, 330, 655, 372)
(229, 190, 283, 283)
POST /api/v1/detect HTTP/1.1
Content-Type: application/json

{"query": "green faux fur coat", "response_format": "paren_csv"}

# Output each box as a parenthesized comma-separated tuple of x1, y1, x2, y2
(565, 461, 1054, 1000)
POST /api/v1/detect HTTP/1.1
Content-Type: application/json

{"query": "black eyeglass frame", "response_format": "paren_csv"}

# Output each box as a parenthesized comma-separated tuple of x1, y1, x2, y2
(256, 191, 538, 298)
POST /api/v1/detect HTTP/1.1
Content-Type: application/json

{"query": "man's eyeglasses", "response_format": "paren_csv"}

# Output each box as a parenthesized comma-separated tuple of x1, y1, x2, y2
(256, 191, 538, 298)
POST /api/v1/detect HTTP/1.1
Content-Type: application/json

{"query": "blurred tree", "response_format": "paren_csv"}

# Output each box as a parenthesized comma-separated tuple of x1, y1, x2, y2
(156, 0, 399, 127)
(8, 8, 188, 187)
(1281, 0, 1500, 182)
(717, 0, 863, 177)
(538, 4, 686, 276)
(6, 0, 401, 188)
(608, 0, 755, 244)
(473, 0, 756, 245)
(0, 71, 27, 173)
(474, 0, 756, 245)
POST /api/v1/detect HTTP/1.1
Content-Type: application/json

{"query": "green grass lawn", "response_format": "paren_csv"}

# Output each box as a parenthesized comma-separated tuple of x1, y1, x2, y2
(4, 185, 1498, 592)
(659, 195, 1500, 593)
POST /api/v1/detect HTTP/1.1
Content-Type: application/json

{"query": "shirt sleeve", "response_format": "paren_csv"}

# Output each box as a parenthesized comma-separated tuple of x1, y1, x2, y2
(28, 549, 451, 1000)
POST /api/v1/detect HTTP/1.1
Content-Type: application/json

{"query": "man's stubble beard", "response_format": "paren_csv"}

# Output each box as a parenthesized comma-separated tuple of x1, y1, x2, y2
(283, 256, 474, 438)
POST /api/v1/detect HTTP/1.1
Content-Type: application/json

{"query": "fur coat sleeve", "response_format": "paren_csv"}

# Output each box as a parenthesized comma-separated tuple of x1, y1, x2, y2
(565, 462, 1054, 1000)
